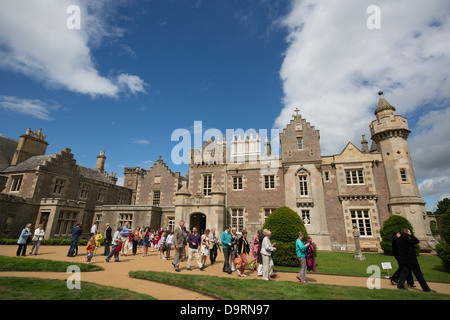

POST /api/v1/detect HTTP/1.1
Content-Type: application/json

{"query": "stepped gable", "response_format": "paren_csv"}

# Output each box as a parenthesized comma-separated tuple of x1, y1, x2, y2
(280, 110, 318, 137)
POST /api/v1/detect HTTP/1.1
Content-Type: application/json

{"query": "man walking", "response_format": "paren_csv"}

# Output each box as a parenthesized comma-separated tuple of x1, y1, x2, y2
(208, 228, 219, 264)
(172, 220, 187, 272)
(103, 223, 112, 256)
(67, 222, 82, 257)
(396, 229, 435, 292)
(121, 222, 130, 256)
(186, 227, 204, 270)
(221, 226, 232, 274)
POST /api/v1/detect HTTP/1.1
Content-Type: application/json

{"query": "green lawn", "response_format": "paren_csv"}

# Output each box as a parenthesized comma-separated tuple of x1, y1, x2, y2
(0, 255, 155, 300)
(1, 252, 449, 301)
(0, 255, 103, 272)
(0, 277, 155, 300)
(130, 270, 449, 300)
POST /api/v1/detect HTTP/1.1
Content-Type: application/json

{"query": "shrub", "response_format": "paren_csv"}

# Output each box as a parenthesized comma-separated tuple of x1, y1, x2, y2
(436, 242, 450, 272)
(380, 215, 418, 256)
(262, 206, 312, 267)
(439, 208, 450, 244)
(0, 238, 88, 246)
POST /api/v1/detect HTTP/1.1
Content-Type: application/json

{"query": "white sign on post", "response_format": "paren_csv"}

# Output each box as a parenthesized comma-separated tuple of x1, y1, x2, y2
(381, 262, 392, 278)
(381, 262, 392, 270)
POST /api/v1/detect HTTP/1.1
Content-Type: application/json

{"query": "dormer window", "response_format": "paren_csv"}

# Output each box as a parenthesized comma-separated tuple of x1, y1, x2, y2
(10, 176, 23, 192)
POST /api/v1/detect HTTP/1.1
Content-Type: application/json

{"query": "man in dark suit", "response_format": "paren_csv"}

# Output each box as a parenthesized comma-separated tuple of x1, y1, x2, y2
(103, 223, 112, 256)
(396, 229, 435, 292)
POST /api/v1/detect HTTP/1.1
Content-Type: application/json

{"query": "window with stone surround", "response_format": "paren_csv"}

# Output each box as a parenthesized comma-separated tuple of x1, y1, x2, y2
(54, 211, 78, 237)
(97, 187, 107, 202)
(324, 171, 330, 182)
(231, 208, 244, 232)
(118, 192, 129, 205)
(152, 190, 161, 206)
(203, 174, 212, 196)
(400, 168, 408, 182)
(264, 175, 275, 189)
(350, 209, 372, 237)
(53, 178, 66, 196)
(297, 137, 303, 150)
(79, 183, 91, 199)
(301, 209, 311, 225)
(168, 217, 175, 231)
(264, 208, 276, 222)
(119, 213, 133, 228)
(345, 169, 365, 185)
(233, 176, 243, 191)
(299, 175, 308, 196)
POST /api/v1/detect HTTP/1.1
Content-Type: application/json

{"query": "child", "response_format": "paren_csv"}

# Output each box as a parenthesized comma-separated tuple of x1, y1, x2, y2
(166, 231, 174, 259)
(85, 236, 96, 264)
(159, 232, 167, 259)
(94, 229, 103, 255)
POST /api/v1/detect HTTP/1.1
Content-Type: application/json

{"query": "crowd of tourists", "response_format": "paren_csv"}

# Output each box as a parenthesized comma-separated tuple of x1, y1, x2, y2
(15, 220, 315, 282)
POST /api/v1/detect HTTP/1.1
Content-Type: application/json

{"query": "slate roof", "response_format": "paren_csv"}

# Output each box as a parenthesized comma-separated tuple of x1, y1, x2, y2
(1, 155, 52, 173)
(0, 135, 18, 171)
(1, 154, 112, 184)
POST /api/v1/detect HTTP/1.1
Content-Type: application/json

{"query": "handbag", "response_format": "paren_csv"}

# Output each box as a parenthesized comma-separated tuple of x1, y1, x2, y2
(115, 240, 123, 253)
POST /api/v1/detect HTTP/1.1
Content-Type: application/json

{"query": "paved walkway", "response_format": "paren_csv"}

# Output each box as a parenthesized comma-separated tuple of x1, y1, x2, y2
(1, 245, 449, 299)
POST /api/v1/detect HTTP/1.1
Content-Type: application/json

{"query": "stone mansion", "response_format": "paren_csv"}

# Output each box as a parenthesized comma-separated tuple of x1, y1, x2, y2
(0, 92, 436, 251)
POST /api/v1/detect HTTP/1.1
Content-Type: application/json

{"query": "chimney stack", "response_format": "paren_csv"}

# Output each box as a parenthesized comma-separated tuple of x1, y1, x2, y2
(96, 151, 106, 172)
(11, 128, 48, 166)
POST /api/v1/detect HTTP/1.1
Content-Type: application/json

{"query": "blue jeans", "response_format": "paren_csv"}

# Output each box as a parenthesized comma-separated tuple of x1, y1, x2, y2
(67, 240, 78, 257)
(105, 244, 119, 262)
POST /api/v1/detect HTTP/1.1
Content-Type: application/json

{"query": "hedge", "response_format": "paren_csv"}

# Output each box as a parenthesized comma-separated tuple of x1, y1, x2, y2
(379, 215, 419, 256)
(0, 238, 89, 246)
(262, 206, 315, 267)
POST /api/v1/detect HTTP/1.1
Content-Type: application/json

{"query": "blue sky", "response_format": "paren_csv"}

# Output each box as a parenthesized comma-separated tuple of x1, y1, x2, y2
(1, 0, 449, 211)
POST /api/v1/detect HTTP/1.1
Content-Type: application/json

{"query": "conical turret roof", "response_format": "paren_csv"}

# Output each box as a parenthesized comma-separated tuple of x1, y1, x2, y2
(375, 91, 396, 115)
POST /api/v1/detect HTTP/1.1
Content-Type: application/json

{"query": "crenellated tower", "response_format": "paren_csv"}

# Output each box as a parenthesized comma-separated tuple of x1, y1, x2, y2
(370, 91, 434, 248)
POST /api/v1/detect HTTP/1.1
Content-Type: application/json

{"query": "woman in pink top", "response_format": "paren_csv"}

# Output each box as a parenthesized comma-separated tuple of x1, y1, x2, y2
(249, 229, 261, 271)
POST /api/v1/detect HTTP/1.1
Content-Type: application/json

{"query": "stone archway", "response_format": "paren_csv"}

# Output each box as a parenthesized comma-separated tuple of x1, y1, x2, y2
(190, 212, 206, 234)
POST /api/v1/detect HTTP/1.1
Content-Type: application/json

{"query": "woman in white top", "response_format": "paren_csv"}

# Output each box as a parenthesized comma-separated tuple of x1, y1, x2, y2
(105, 227, 122, 263)
(200, 229, 211, 268)
(260, 229, 276, 281)
(30, 224, 45, 255)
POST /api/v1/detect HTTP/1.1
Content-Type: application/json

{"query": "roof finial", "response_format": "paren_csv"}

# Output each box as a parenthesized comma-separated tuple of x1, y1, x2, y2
(375, 90, 396, 115)
(294, 107, 300, 117)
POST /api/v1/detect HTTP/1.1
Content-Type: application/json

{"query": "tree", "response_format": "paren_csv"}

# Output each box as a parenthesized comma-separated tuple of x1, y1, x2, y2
(435, 198, 450, 216)
(262, 206, 312, 267)
(380, 215, 418, 255)
(436, 206, 450, 272)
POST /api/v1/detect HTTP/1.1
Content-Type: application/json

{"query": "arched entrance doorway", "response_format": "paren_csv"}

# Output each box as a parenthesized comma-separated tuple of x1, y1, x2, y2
(190, 213, 206, 234)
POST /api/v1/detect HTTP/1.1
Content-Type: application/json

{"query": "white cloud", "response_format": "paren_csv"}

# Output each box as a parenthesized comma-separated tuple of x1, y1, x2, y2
(0, 0, 146, 98)
(276, 0, 450, 210)
(117, 74, 147, 94)
(132, 139, 150, 146)
(0, 95, 60, 120)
